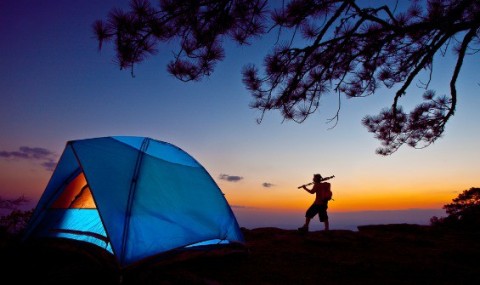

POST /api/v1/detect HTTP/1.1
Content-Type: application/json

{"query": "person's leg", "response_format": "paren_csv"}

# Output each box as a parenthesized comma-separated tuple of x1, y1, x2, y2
(299, 205, 316, 231)
(304, 217, 311, 227)
(319, 204, 329, 231)
(299, 217, 310, 231)
(324, 220, 329, 231)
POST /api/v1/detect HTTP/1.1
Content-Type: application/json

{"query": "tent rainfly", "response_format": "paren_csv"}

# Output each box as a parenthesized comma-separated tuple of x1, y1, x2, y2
(23, 136, 245, 268)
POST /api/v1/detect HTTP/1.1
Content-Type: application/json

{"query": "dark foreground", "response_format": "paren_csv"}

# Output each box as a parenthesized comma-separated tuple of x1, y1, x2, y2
(2, 224, 480, 284)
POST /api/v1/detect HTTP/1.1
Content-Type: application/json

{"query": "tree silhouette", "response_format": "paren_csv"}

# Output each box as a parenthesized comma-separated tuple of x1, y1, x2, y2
(0, 195, 32, 236)
(0, 195, 28, 210)
(431, 187, 480, 229)
(444, 187, 480, 225)
(94, 0, 480, 154)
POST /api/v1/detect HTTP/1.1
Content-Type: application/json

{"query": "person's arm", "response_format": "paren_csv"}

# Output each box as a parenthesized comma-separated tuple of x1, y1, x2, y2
(302, 185, 315, 194)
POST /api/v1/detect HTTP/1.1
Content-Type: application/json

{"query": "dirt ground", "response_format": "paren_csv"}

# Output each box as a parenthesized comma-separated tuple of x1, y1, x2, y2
(2, 224, 480, 284)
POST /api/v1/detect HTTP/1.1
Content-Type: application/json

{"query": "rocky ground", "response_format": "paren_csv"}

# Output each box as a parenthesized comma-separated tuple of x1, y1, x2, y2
(1, 224, 479, 284)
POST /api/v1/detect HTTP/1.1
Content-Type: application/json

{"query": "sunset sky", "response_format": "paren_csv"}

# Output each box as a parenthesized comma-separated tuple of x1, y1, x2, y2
(1, 1, 478, 229)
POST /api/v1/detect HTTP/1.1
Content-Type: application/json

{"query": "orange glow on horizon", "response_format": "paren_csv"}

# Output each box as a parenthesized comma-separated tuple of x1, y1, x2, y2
(223, 184, 459, 213)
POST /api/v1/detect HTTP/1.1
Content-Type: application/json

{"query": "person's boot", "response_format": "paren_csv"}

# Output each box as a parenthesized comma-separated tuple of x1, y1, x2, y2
(298, 225, 308, 232)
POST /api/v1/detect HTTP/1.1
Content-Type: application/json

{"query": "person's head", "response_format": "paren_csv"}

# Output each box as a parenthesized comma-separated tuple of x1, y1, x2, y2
(313, 174, 323, 183)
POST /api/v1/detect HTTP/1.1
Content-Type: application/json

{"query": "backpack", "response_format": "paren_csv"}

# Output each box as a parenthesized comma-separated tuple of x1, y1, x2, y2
(322, 182, 333, 201)
(319, 175, 335, 201)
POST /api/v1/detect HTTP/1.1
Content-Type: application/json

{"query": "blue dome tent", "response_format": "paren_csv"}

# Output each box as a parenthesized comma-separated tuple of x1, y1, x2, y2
(23, 136, 245, 268)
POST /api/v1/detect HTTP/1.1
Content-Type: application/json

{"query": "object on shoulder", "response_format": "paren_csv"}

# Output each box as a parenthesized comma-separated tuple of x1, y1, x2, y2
(297, 175, 335, 189)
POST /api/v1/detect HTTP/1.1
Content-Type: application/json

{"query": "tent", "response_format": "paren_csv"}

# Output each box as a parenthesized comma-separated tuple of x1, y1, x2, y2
(23, 136, 245, 268)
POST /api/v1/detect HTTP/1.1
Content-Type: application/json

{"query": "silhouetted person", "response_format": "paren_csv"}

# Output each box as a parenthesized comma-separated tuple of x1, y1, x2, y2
(298, 174, 331, 232)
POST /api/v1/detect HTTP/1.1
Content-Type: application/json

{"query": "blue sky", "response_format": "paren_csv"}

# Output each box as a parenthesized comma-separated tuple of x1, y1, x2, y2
(1, 1, 479, 228)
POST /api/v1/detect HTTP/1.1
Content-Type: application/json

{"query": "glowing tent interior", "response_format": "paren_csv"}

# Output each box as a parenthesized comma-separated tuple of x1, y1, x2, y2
(23, 136, 245, 268)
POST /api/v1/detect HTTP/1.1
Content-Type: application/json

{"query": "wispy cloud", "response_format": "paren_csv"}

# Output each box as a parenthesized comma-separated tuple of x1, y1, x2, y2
(0, 146, 57, 171)
(219, 174, 244, 182)
(262, 182, 275, 188)
(231, 205, 259, 209)
(231, 205, 247, 208)
(41, 160, 57, 171)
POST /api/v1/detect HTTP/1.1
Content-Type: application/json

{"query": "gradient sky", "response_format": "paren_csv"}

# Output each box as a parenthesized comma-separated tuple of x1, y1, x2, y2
(1, 1, 479, 226)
